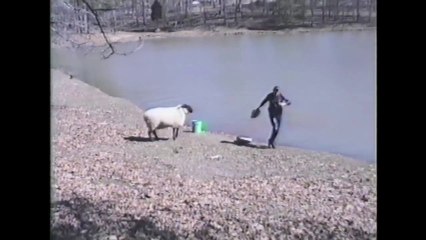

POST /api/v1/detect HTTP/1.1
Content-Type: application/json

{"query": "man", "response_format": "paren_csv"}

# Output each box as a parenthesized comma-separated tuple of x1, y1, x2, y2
(256, 86, 291, 148)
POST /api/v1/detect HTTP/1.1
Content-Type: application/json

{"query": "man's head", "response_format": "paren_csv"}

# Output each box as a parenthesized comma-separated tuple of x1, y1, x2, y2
(273, 86, 279, 93)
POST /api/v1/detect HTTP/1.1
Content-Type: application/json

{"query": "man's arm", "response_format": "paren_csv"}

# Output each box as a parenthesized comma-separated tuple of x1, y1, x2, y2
(258, 93, 271, 109)
(278, 92, 291, 105)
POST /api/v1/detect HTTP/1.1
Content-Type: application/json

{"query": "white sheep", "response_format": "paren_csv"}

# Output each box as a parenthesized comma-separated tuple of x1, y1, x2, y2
(143, 104, 193, 141)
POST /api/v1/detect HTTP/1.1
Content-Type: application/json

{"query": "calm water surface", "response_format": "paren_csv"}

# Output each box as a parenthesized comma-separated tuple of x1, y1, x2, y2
(51, 30, 376, 162)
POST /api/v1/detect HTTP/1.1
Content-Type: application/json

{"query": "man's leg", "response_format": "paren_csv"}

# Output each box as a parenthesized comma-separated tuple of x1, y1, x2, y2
(271, 115, 282, 140)
(268, 112, 276, 148)
(269, 112, 282, 148)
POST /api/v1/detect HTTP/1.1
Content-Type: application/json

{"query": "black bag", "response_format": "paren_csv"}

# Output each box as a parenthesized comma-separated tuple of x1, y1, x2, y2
(251, 108, 261, 118)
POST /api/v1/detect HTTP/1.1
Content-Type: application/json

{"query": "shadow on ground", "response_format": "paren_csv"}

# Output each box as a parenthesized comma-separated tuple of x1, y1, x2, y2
(51, 195, 375, 240)
(220, 140, 270, 149)
(51, 196, 178, 240)
(124, 136, 169, 142)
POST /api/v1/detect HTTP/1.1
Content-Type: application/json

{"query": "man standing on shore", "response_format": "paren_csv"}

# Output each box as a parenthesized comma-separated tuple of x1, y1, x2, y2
(255, 86, 291, 148)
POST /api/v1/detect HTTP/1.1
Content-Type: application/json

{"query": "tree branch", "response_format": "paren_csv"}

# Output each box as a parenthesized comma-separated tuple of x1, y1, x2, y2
(52, 0, 145, 59)
(80, 0, 116, 59)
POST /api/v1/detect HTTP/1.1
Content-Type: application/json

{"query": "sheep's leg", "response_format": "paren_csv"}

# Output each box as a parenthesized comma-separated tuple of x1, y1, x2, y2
(172, 128, 176, 140)
(152, 130, 160, 140)
(148, 130, 153, 141)
(172, 128, 179, 140)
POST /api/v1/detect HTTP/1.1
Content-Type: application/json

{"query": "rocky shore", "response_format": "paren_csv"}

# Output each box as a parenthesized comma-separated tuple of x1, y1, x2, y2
(51, 69, 376, 240)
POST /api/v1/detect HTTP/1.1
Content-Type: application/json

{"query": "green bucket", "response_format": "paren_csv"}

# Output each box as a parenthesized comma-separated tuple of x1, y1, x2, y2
(195, 121, 208, 134)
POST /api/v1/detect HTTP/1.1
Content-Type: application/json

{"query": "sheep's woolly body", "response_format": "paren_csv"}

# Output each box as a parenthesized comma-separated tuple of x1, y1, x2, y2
(143, 104, 193, 140)
(143, 105, 188, 131)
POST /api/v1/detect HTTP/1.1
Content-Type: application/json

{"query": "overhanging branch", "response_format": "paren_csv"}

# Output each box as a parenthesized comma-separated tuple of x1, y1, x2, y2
(80, 0, 116, 59)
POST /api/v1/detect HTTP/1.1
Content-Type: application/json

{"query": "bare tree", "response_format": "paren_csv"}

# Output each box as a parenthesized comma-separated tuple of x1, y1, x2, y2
(185, 0, 189, 17)
(356, 0, 360, 22)
(301, 0, 307, 22)
(222, 0, 227, 25)
(310, 0, 315, 26)
(52, 0, 376, 51)
(74, 0, 81, 34)
(141, 0, 146, 25)
(234, 0, 242, 24)
(52, 0, 143, 59)
(321, 0, 326, 23)
(334, 0, 339, 21)
(131, 0, 139, 26)
(80, 0, 118, 58)
(162, 0, 169, 20)
(327, 0, 331, 19)
(83, 3, 89, 33)
(368, 0, 374, 22)
(263, 0, 268, 15)
(202, 1, 207, 24)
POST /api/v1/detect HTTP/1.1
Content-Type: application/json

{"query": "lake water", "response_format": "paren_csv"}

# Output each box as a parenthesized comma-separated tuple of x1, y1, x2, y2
(51, 30, 376, 162)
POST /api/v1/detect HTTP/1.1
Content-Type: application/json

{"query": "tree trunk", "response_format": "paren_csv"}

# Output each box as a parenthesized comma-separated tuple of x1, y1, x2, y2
(327, 0, 331, 19)
(263, 0, 267, 15)
(356, 0, 360, 22)
(185, 0, 189, 17)
(142, 1, 146, 25)
(84, 6, 88, 33)
(162, 0, 168, 21)
(310, 0, 315, 26)
(322, 0, 325, 23)
(113, 10, 117, 32)
(368, 0, 373, 22)
(235, 0, 242, 24)
(132, 0, 135, 21)
(74, 14, 79, 34)
(223, 0, 227, 25)
(335, 0, 339, 21)
(203, 3, 207, 24)
(131, 0, 139, 26)
(342, 5, 346, 19)
(135, 0, 139, 26)
(74, 0, 80, 34)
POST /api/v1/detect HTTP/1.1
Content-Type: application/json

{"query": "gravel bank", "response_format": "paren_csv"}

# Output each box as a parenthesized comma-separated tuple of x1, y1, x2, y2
(51, 69, 377, 240)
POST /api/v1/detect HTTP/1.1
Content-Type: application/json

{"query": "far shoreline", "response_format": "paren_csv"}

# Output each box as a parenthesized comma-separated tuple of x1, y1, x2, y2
(51, 23, 376, 48)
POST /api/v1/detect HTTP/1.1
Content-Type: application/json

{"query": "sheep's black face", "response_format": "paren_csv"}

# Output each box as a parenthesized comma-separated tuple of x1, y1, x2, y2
(181, 104, 193, 114)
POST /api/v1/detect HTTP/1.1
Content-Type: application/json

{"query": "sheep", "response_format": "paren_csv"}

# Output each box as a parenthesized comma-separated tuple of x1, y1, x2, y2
(143, 104, 193, 141)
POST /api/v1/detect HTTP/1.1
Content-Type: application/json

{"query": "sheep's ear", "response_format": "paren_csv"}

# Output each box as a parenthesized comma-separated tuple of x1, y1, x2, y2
(183, 104, 193, 113)
(179, 104, 193, 113)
